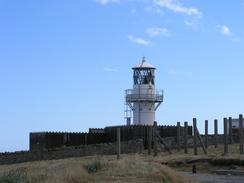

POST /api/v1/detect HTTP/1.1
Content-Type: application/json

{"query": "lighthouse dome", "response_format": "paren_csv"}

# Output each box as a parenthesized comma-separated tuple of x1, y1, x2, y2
(132, 57, 155, 69)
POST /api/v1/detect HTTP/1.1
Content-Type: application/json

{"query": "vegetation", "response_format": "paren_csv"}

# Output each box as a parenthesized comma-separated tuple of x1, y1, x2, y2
(0, 168, 28, 183)
(1, 144, 244, 183)
(0, 153, 196, 183)
(85, 160, 102, 174)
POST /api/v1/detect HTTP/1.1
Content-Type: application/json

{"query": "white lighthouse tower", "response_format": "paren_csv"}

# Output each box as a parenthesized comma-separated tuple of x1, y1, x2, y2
(125, 57, 163, 125)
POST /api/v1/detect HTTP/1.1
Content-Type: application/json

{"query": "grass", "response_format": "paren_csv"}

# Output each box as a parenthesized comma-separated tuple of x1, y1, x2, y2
(1, 143, 244, 183)
(0, 168, 29, 183)
(155, 143, 244, 174)
(0, 153, 197, 183)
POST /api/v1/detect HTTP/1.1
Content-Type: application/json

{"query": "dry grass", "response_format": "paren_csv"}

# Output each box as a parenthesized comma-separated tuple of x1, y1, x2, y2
(155, 144, 244, 173)
(0, 153, 197, 183)
(1, 144, 243, 183)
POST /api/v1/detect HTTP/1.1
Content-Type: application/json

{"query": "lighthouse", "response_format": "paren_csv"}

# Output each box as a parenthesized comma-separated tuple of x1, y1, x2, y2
(125, 57, 163, 125)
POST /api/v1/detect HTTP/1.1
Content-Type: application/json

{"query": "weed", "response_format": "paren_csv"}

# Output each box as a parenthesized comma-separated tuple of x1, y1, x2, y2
(85, 160, 102, 174)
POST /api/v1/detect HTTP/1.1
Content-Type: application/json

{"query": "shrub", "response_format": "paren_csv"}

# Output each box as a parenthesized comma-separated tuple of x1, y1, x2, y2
(85, 160, 102, 174)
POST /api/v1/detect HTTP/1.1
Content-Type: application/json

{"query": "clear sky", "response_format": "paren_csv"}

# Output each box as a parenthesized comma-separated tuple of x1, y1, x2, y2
(0, 0, 244, 152)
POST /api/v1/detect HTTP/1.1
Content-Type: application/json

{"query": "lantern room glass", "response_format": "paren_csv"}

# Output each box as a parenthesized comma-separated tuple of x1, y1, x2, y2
(133, 68, 155, 85)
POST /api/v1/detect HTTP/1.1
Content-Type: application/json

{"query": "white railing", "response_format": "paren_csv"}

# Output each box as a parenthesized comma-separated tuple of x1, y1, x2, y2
(125, 89, 163, 102)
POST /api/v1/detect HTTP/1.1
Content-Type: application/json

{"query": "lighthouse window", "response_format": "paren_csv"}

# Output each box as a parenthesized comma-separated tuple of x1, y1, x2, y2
(133, 69, 155, 85)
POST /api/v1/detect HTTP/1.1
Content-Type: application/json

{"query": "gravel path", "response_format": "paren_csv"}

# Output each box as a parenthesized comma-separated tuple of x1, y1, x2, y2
(181, 172, 244, 183)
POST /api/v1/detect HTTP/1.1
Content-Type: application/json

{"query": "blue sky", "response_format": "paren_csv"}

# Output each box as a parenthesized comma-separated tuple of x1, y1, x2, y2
(0, 0, 244, 151)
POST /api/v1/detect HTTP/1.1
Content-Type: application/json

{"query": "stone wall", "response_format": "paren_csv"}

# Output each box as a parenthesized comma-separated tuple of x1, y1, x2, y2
(0, 139, 143, 165)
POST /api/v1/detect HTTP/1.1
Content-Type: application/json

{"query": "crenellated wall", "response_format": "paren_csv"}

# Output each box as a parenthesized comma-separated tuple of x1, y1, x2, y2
(104, 125, 192, 147)
(30, 125, 192, 151)
(30, 132, 110, 151)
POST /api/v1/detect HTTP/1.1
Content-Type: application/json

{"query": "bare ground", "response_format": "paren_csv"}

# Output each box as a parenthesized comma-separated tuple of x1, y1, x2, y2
(182, 172, 244, 183)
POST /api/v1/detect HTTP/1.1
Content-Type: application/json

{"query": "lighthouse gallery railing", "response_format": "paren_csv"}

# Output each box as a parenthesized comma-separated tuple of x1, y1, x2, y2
(125, 89, 163, 102)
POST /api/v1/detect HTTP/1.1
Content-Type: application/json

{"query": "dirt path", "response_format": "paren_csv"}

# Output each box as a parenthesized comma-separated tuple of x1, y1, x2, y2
(181, 172, 244, 183)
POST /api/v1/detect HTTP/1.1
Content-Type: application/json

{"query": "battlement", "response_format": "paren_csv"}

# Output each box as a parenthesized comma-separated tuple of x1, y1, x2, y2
(89, 128, 105, 133)
(30, 124, 192, 151)
(30, 131, 110, 151)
